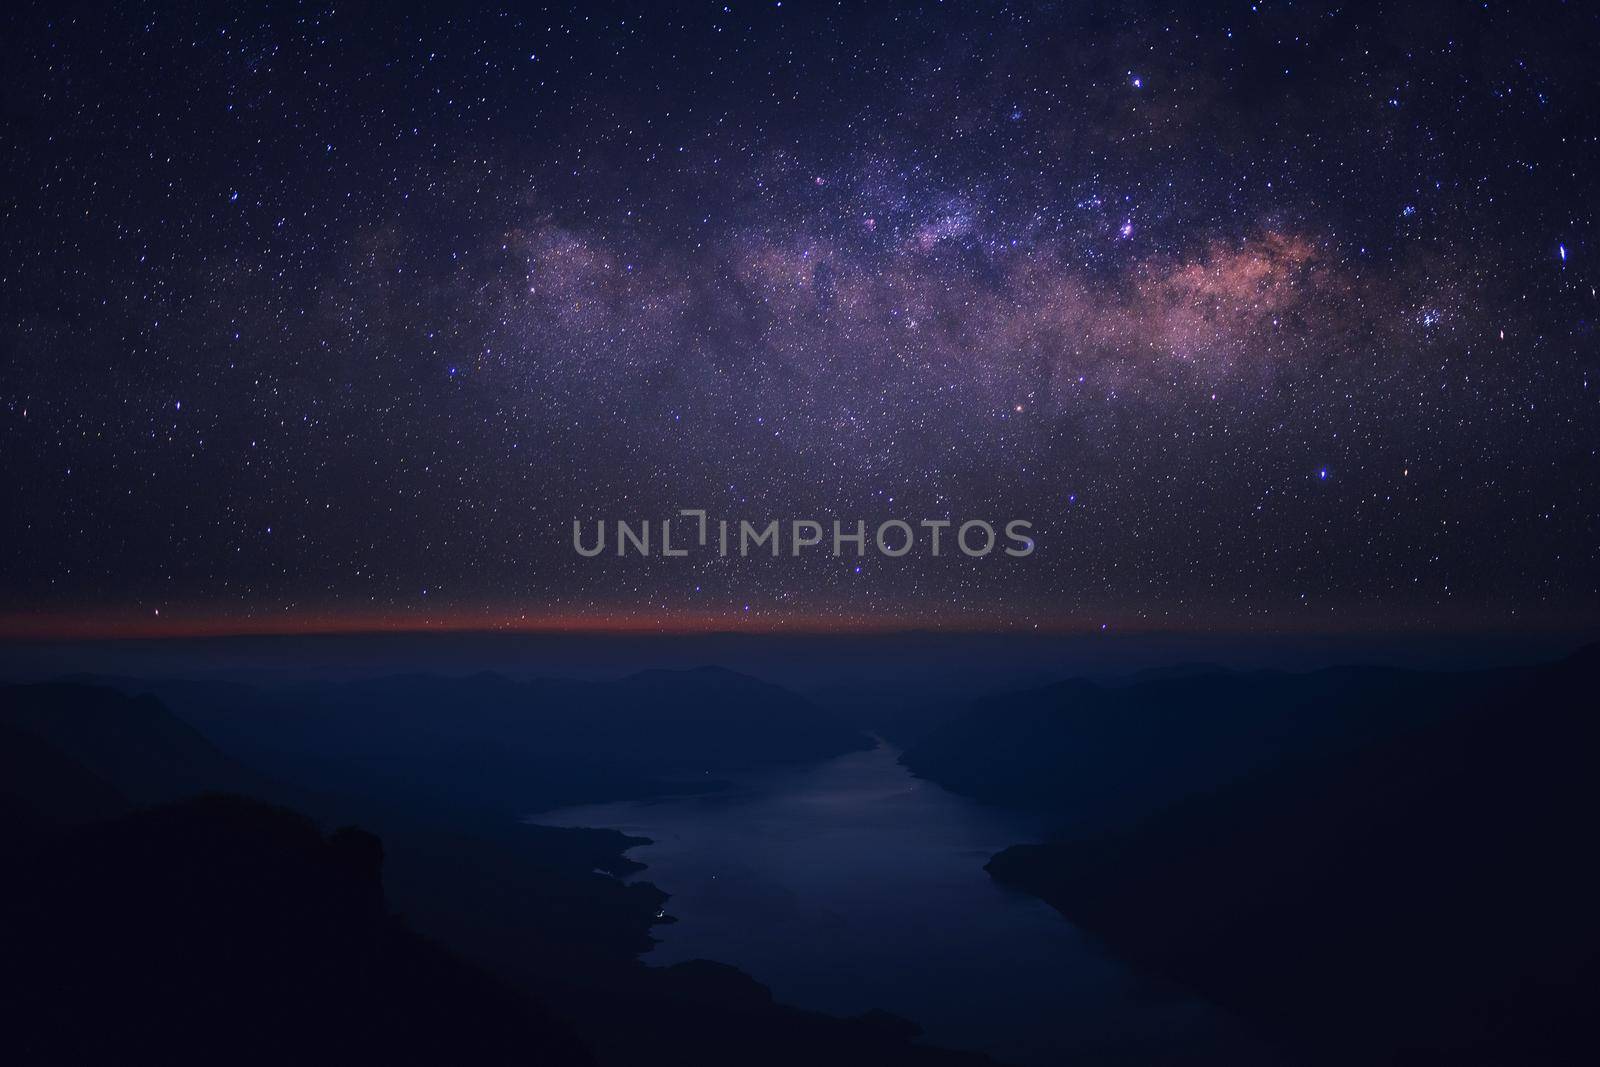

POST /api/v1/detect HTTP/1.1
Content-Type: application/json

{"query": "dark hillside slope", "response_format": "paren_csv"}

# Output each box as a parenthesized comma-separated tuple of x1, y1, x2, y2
(902, 660, 1537, 828)
(131, 666, 871, 814)
(986, 646, 1600, 1063)
(0, 794, 593, 1067)
(1, 682, 264, 805)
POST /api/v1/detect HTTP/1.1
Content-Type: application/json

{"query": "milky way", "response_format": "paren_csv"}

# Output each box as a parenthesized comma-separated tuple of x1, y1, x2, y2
(2, 1, 1597, 633)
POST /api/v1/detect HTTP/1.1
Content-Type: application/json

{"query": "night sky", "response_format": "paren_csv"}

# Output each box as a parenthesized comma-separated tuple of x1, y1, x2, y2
(2, 1, 1597, 635)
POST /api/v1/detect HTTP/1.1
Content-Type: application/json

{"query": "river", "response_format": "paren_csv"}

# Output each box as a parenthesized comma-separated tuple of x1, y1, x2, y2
(532, 740, 1271, 1065)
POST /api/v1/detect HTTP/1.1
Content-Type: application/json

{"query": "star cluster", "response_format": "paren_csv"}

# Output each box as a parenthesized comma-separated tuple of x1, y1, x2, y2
(2, 1, 1597, 633)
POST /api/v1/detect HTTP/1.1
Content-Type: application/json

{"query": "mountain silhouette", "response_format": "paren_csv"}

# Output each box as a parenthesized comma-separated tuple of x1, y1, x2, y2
(979, 646, 1600, 1063)
(0, 719, 126, 831)
(108, 666, 872, 817)
(1, 682, 265, 806)
(1, 793, 595, 1066)
(900, 659, 1542, 829)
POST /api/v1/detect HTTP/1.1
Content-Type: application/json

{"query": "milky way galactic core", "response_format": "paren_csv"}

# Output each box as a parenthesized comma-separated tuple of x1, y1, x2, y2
(2, 2, 1596, 634)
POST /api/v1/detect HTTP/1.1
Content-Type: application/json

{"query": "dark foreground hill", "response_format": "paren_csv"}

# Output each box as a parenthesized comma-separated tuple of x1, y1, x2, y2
(981, 647, 1600, 1063)
(0, 680, 675, 971)
(0, 794, 593, 1067)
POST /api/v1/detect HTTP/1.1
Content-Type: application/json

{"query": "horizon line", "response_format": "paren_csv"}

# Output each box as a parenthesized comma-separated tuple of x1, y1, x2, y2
(1, 607, 1596, 643)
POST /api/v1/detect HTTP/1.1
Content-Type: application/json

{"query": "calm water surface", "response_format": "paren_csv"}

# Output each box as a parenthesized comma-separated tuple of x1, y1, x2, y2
(533, 741, 1270, 1065)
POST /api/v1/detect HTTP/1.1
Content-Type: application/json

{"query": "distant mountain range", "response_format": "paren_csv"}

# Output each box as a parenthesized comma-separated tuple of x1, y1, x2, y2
(900, 657, 1544, 830)
(89, 665, 873, 817)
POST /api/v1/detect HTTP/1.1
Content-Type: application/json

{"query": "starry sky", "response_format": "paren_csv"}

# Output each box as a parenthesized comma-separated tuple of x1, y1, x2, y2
(2, 0, 1597, 636)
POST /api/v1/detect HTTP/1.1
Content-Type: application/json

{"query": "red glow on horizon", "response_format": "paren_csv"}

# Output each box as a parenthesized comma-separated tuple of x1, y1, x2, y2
(0, 603, 1580, 642)
(0, 605, 1071, 641)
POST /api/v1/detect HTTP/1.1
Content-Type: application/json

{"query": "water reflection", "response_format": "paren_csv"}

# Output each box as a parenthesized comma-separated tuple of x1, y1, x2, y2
(534, 741, 1267, 1065)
